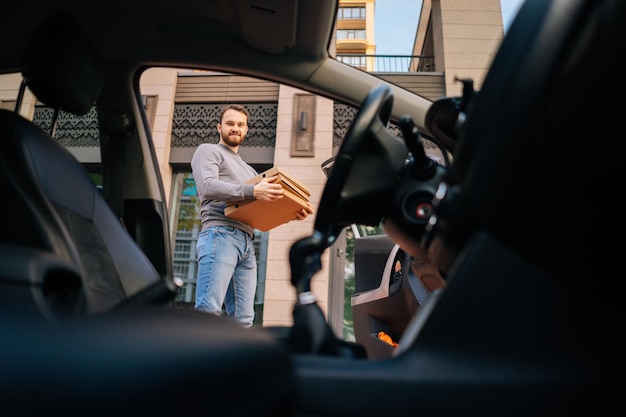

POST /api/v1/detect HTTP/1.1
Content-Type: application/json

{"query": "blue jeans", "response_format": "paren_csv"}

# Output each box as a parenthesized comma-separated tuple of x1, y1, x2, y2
(195, 226, 256, 327)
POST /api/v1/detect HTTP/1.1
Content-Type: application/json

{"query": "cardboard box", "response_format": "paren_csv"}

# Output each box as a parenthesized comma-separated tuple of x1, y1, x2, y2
(224, 166, 311, 231)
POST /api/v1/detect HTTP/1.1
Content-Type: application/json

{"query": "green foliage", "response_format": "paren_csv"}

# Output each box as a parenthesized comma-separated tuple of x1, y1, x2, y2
(177, 197, 201, 231)
(342, 223, 385, 341)
(88, 172, 103, 187)
(343, 265, 355, 341)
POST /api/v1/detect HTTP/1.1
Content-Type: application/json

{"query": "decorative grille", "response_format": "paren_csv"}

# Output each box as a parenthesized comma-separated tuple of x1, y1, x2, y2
(33, 106, 100, 147)
(171, 103, 277, 148)
(32, 101, 440, 153)
(333, 102, 440, 152)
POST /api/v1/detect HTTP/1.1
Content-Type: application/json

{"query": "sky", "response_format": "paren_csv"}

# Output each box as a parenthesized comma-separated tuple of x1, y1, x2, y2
(375, 0, 526, 55)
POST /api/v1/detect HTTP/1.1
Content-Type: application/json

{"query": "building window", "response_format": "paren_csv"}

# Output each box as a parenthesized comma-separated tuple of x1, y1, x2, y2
(174, 241, 192, 259)
(338, 6, 366, 20)
(336, 29, 367, 40)
(337, 55, 366, 68)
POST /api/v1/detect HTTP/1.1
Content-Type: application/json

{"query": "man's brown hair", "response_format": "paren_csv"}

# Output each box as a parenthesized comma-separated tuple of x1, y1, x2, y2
(220, 104, 248, 123)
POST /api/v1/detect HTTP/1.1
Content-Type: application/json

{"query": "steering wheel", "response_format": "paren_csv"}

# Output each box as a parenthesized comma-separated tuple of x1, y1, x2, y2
(313, 84, 409, 248)
(286, 85, 408, 357)
(289, 84, 408, 295)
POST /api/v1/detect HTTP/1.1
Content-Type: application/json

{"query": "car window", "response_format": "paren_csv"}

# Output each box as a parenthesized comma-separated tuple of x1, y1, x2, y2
(137, 60, 451, 338)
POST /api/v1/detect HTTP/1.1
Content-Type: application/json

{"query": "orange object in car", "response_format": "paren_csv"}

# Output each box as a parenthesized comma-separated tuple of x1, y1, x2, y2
(377, 332, 398, 348)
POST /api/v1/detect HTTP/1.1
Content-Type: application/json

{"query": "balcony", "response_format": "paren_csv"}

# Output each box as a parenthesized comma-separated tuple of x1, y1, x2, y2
(336, 54, 435, 73)
(336, 54, 444, 100)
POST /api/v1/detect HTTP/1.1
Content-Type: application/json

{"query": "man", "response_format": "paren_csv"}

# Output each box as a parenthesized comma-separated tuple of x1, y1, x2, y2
(191, 104, 313, 327)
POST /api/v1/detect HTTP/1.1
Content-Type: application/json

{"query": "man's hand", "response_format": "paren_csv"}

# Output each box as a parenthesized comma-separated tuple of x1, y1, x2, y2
(294, 201, 314, 221)
(253, 175, 284, 201)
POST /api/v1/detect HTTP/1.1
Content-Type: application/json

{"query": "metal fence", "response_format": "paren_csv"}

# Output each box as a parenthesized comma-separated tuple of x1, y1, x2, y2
(336, 54, 435, 73)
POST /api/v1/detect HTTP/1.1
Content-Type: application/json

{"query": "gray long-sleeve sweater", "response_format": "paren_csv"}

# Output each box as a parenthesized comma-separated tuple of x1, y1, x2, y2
(191, 143, 257, 236)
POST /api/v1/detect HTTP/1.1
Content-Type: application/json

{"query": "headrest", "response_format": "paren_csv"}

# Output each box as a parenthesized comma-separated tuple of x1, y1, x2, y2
(21, 12, 104, 116)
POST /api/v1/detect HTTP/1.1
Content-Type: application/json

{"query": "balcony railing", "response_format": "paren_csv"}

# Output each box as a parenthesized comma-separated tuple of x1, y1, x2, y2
(336, 54, 435, 73)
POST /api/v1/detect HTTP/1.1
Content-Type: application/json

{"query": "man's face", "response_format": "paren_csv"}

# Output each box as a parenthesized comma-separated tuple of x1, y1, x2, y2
(218, 109, 248, 147)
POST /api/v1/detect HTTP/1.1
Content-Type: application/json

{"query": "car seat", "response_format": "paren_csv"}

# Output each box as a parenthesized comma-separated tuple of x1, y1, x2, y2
(0, 12, 177, 323)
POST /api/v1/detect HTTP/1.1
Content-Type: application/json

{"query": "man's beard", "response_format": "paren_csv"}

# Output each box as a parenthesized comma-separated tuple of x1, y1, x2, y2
(221, 133, 244, 147)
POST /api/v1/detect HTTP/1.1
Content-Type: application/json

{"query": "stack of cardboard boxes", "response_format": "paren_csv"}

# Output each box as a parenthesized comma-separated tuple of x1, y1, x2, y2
(225, 166, 311, 231)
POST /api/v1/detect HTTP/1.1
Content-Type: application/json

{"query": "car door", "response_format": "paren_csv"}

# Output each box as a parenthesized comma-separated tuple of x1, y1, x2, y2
(350, 224, 445, 359)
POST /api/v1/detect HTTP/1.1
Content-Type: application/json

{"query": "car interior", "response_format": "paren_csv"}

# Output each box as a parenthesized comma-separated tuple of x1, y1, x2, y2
(1, 12, 178, 321)
(1, 0, 624, 416)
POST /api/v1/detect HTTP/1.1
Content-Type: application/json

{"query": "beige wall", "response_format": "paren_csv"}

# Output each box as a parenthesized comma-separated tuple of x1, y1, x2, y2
(139, 68, 178, 208)
(0, 73, 36, 118)
(432, 0, 504, 96)
(262, 85, 334, 326)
